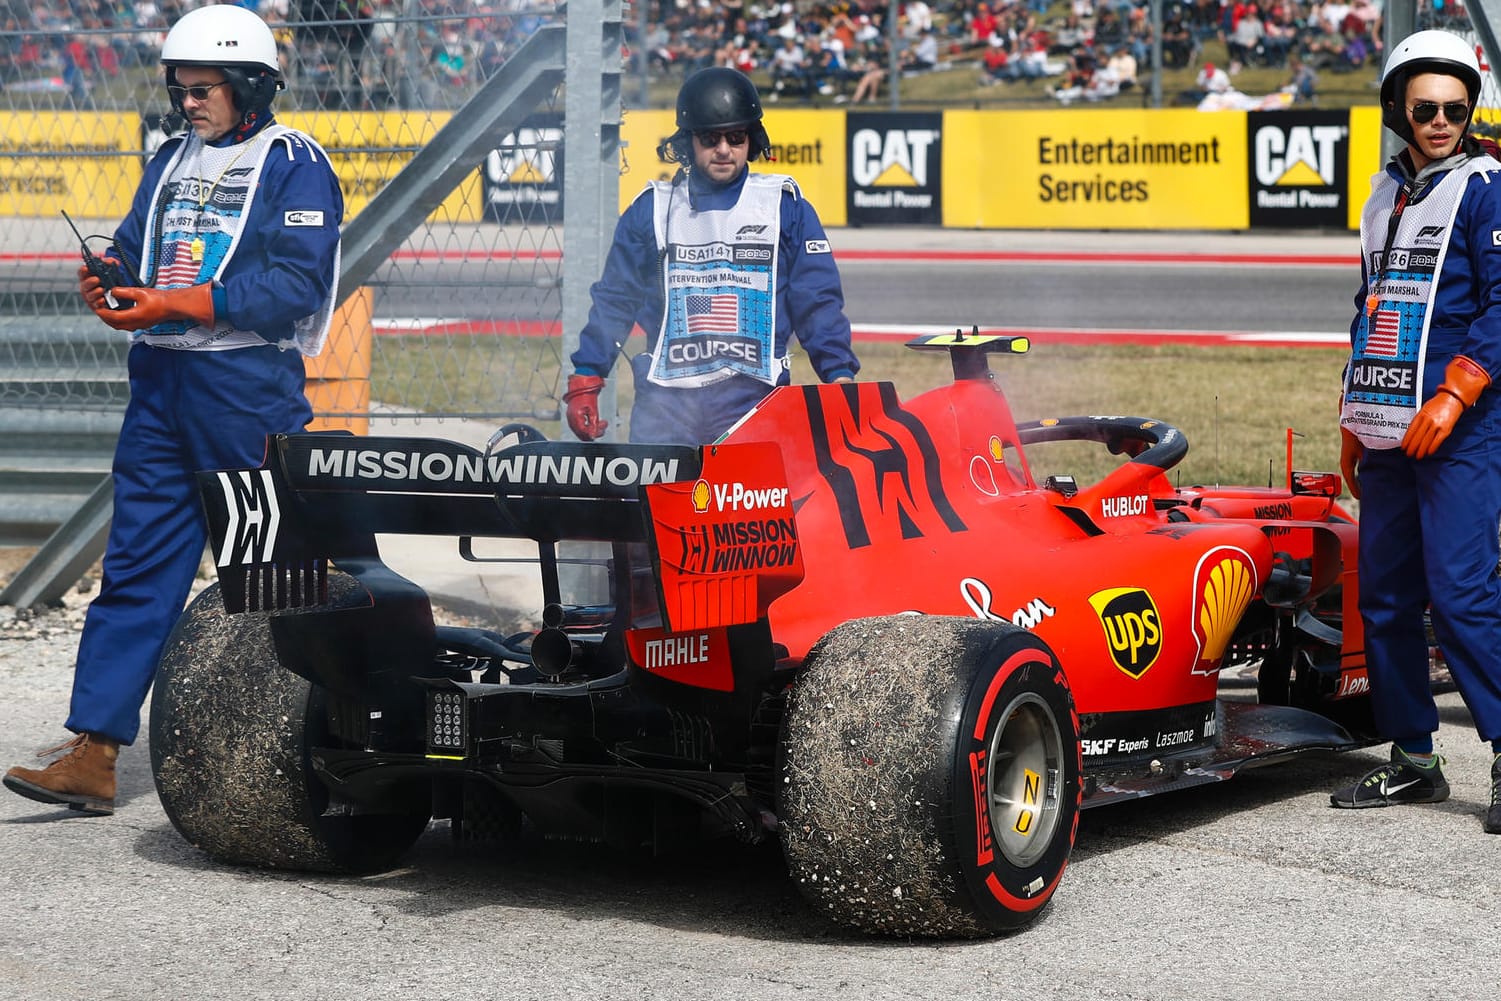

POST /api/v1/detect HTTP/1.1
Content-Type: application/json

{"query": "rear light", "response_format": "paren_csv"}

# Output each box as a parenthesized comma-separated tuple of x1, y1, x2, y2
(427, 690, 467, 757)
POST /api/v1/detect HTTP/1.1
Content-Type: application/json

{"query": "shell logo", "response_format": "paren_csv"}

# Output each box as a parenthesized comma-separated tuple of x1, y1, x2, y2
(691, 479, 711, 513)
(1191, 547, 1258, 675)
(989, 435, 1005, 463)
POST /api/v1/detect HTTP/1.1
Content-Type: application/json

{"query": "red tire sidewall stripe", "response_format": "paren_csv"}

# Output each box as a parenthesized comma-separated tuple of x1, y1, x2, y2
(965, 644, 1081, 914)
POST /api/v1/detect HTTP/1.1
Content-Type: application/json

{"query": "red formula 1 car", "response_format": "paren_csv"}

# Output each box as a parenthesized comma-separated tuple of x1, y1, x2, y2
(150, 333, 1373, 938)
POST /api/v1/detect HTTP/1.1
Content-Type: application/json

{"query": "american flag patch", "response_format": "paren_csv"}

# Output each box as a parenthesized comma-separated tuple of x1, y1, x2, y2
(155, 242, 201, 288)
(685, 293, 738, 334)
(1366, 309, 1401, 358)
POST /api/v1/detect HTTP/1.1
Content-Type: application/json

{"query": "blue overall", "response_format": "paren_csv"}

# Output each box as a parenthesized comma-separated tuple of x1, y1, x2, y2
(571, 167, 859, 445)
(66, 347, 311, 744)
(65, 113, 341, 745)
(1353, 154, 1501, 745)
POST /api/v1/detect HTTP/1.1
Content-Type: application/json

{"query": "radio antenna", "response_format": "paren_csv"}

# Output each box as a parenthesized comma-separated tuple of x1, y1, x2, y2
(1214, 394, 1220, 489)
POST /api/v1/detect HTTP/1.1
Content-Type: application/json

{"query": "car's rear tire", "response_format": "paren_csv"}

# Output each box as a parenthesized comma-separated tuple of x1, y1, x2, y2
(149, 582, 430, 872)
(779, 615, 1081, 937)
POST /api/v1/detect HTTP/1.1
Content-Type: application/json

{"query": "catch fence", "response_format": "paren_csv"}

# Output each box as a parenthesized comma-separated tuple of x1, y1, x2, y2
(0, 1, 590, 424)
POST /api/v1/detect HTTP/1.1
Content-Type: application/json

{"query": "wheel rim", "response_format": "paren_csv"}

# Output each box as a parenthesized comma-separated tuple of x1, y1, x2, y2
(987, 691, 1065, 867)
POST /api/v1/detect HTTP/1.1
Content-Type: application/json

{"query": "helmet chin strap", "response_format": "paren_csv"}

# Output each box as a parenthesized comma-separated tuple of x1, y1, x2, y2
(234, 108, 267, 138)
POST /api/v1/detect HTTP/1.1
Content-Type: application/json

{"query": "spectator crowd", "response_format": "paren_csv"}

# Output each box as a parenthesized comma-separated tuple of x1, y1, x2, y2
(0, 0, 547, 110)
(0, 0, 1479, 110)
(619, 0, 1469, 107)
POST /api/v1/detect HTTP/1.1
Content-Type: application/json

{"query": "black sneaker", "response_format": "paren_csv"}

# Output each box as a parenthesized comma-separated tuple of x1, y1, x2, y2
(1330, 746, 1450, 809)
(1485, 754, 1501, 835)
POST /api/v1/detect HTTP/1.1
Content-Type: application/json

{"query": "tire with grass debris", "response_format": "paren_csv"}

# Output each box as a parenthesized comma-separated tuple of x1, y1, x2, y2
(149, 581, 430, 872)
(779, 614, 1081, 937)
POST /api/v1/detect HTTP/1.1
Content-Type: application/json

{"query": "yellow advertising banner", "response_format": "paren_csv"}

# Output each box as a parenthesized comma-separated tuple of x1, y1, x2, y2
(946, 108, 1249, 231)
(617, 108, 685, 205)
(0, 111, 480, 222)
(618, 108, 848, 225)
(0, 113, 142, 218)
(278, 111, 480, 222)
(1345, 105, 1384, 231)
(5, 108, 1381, 231)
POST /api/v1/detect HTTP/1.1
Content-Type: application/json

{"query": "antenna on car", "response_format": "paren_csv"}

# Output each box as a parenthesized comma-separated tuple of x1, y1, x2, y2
(1214, 394, 1221, 489)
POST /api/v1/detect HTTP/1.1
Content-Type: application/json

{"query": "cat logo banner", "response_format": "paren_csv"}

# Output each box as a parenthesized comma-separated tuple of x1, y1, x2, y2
(483, 112, 564, 224)
(846, 112, 942, 226)
(1248, 111, 1349, 228)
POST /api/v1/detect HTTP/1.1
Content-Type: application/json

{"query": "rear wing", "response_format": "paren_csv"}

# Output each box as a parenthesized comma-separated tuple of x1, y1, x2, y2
(197, 431, 806, 631)
(198, 432, 700, 614)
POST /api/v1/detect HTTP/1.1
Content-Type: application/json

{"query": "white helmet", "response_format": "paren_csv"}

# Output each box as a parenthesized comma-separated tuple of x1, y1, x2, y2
(162, 4, 283, 118)
(1380, 29, 1482, 142)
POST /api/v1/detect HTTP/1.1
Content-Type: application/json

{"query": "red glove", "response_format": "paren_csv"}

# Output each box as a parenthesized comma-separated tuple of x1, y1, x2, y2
(1339, 426, 1364, 500)
(1401, 355, 1490, 460)
(91, 283, 214, 333)
(563, 373, 608, 440)
(79, 267, 109, 311)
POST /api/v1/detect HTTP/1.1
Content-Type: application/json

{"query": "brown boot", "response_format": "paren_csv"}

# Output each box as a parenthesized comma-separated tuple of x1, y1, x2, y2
(3, 733, 119, 815)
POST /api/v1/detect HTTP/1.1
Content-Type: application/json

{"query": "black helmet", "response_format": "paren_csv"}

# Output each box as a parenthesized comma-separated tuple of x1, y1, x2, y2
(677, 67, 763, 131)
(659, 67, 773, 165)
(1379, 29, 1482, 145)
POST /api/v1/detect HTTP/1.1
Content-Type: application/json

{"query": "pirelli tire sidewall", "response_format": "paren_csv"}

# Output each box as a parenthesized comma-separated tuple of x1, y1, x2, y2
(945, 629, 1082, 930)
(779, 615, 1081, 938)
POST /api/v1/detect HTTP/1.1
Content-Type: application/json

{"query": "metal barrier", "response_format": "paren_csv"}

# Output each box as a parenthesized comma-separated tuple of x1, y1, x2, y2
(0, 2, 622, 603)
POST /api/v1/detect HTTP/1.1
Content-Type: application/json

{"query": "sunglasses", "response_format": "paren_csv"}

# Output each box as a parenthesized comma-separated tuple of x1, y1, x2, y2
(694, 129, 750, 148)
(167, 81, 230, 103)
(1408, 100, 1470, 124)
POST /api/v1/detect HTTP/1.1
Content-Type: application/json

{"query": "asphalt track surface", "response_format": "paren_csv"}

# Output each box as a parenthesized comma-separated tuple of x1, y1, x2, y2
(9, 222, 1364, 347)
(7, 228, 1501, 1000)
(358, 229, 1364, 348)
(4, 632, 1499, 1001)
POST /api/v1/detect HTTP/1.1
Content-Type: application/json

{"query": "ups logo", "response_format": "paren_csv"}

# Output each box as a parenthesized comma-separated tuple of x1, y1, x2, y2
(1089, 586, 1162, 679)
